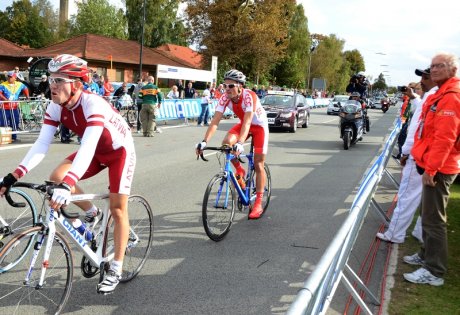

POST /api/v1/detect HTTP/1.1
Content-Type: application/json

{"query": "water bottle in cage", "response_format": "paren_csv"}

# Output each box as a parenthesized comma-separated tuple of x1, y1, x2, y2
(72, 219, 94, 241)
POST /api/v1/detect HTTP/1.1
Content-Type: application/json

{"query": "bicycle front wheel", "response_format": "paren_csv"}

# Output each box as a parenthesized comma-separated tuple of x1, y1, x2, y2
(0, 188, 37, 273)
(202, 174, 236, 242)
(0, 226, 73, 314)
(249, 163, 272, 214)
(103, 195, 153, 283)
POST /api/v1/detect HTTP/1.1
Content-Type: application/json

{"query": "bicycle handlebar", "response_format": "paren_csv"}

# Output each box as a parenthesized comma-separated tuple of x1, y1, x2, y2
(198, 145, 246, 163)
(6, 181, 80, 219)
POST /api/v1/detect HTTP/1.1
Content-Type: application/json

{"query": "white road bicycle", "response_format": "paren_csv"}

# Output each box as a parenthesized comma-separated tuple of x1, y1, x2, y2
(0, 181, 154, 314)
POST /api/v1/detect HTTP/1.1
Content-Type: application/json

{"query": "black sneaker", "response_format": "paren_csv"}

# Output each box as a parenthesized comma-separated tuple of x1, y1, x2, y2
(97, 269, 121, 294)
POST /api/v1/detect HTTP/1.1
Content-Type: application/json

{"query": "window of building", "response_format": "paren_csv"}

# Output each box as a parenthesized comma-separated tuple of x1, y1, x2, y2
(115, 68, 124, 82)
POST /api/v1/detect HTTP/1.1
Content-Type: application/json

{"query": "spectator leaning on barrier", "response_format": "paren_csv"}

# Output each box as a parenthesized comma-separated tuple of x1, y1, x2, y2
(0, 71, 29, 142)
(376, 67, 438, 244)
(166, 85, 180, 99)
(184, 82, 196, 99)
(403, 52, 460, 286)
(139, 76, 163, 137)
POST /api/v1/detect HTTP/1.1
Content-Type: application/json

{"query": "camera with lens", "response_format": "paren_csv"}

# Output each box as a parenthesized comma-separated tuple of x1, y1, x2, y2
(398, 86, 408, 92)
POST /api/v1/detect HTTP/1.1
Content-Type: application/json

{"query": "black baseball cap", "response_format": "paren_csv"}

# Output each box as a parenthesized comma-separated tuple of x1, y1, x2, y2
(415, 68, 430, 76)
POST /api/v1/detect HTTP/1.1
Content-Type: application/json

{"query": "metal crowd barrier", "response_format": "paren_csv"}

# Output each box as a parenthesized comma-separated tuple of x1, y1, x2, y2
(0, 98, 49, 135)
(287, 118, 402, 315)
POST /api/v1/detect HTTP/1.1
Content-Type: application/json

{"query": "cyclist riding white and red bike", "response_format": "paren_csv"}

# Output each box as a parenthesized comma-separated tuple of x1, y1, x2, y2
(195, 69, 269, 219)
(0, 54, 136, 294)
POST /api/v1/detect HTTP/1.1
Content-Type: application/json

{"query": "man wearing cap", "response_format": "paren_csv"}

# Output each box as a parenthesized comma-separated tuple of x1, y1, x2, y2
(376, 67, 437, 244)
(403, 52, 460, 286)
(0, 71, 30, 142)
(36, 74, 51, 99)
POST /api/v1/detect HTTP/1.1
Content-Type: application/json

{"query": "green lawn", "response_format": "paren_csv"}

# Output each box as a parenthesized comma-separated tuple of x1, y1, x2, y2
(389, 183, 460, 315)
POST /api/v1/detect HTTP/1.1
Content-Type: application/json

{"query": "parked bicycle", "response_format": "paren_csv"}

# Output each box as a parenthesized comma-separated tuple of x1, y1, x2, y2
(0, 181, 153, 314)
(198, 141, 271, 241)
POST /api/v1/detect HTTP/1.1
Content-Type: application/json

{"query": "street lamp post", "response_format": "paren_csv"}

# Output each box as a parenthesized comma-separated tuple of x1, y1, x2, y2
(307, 38, 319, 91)
(139, 0, 146, 80)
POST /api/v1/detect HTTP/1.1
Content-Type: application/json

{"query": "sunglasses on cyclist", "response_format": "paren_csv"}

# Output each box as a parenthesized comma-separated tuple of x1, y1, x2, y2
(223, 83, 238, 89)
(49, 77, 76, 84)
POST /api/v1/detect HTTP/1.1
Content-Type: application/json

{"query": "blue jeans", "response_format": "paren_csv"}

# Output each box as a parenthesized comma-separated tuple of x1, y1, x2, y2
(197, 103, 209, 125)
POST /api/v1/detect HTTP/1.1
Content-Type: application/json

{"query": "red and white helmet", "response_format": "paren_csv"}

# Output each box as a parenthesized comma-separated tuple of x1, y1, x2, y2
(48, 54, 89, 82)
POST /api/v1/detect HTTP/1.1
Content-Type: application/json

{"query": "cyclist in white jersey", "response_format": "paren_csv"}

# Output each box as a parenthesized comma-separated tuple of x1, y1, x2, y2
(0, 54, 135, 294)
(196, 69, 269, 219)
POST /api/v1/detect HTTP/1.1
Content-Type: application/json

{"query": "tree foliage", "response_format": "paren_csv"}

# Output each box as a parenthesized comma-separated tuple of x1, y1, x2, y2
(309, 34, 347, 93)
(343, 49, 365, 74)
(69, 0, 127, 39)
(372, 73, 388, 91)
(0, 0, 57, 48)
(125, 0, 187, 48)
(272, 4, 311, 88)
(185, 0, 293, 84)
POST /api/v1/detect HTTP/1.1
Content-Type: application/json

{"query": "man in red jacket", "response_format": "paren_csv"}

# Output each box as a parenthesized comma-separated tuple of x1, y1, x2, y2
(403, 52, 460, 286)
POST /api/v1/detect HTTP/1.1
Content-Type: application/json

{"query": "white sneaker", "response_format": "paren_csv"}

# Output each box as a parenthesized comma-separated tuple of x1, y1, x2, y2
(403, 267, 444, 286)
(85, 208, 102, 231)
(376, 232, 392, 242)
(155, 128, 162, 133)
(403, 253, 425, 266)
(97, 269, 121, 294)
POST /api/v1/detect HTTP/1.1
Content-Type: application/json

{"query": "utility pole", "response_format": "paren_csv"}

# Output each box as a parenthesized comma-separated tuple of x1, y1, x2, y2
(139, 0, 146, 80)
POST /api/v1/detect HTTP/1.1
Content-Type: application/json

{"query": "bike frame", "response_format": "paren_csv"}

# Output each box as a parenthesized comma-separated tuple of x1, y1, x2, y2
(221, 151, 256, 207)
(25, 193, 114, 287)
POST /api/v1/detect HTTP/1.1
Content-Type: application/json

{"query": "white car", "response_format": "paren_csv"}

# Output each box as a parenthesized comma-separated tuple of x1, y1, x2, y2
(327, 95, 349, 115)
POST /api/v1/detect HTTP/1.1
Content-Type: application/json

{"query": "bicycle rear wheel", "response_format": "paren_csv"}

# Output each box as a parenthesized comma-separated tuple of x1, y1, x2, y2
(248, 163, 272, 214)
(202, 174, 236, 242)
(103, 195, 153, 282)
(0, 226, 73, 314)
(0, 188, 37, 273)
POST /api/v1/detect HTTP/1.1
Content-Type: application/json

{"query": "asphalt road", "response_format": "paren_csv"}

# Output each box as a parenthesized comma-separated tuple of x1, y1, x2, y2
(0, 105, 400, 314)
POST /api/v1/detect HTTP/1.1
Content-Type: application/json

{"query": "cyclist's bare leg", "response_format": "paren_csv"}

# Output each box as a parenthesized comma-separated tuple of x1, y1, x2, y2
(254, 153, 266, 193)
(109, 193, 129, 262)
(222, 133, 242, 169)
(49, 159, 92, 210)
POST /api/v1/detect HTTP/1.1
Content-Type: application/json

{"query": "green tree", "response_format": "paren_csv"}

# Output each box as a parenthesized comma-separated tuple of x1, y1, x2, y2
(0, 0, 56, 48)
(309, 34, 346, 93)
(125, 0, 187, 48)
(344, 49, 365, 74)
(372, 73, 388, 92)
(69, 0, 127, 39)
(185, 0, 292, 82)
(272, 4, 310, 88)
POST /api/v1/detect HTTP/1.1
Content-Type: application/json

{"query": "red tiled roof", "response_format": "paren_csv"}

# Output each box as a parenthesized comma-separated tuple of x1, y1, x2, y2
(0, 38, 25, 56)
(18, 34, 198, 68)
(157, 44, 203, 69)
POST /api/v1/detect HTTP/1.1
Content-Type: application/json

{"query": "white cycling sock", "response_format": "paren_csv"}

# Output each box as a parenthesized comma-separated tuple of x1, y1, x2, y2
(110, 260, 123, 275)
(85, 205, 98, 218)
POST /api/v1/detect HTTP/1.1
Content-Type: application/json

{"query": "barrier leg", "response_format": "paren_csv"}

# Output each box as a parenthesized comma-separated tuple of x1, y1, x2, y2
(371, 198, 390, 225)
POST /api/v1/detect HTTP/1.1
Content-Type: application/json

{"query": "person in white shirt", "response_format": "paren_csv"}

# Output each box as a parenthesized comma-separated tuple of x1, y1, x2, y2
(376, 68, 438, 243)
(166, 85, 180, 99)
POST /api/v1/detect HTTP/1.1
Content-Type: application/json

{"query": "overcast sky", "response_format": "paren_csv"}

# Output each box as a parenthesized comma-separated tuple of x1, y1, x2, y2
(2, 0, 460, 86)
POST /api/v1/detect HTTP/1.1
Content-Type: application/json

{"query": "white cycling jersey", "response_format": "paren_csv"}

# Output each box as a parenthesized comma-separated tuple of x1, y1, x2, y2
(215, 89, 268, 127)
(15, 91, 134, 188)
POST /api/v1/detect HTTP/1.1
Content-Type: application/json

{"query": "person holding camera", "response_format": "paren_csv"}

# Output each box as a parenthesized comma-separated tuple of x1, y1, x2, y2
(346, 71, 369, 98)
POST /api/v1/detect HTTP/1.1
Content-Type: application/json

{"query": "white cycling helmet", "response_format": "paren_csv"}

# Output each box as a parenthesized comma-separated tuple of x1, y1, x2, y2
(224, 69, 246, 84)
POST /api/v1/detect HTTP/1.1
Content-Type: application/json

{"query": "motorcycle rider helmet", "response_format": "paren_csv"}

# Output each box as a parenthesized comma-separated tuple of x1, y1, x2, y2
(224, 69, 246, 84)
(357, 71, 365, 77)
(48, 54, 90, 83)
(351, 92, 361, 98)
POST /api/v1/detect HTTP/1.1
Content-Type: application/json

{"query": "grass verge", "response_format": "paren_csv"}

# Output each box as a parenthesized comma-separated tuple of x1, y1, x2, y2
(389, 183, 460, 315)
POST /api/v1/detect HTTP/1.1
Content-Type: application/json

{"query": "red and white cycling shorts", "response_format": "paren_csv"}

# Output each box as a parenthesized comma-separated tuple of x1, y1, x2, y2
(66, 143, 136, 195)
(228, 123, 269, 155)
